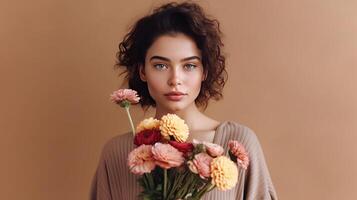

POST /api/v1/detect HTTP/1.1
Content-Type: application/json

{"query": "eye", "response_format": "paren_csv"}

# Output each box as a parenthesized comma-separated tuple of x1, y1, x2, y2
(153, 63, 167, 70)
(184, 64, 197, 70)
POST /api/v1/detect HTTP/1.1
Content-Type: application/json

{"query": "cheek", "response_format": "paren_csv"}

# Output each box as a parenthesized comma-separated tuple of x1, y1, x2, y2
(146, 76, 165, 98)
(187, 75, 203, 93)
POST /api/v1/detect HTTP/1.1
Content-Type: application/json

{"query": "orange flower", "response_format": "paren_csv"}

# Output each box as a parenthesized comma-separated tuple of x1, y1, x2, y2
(228, 140, 249, 170)
(110, 89, 140, 106)
(127, 144, 156, 175)
(110, 88, 140, 135)
(192, 153, 213, 179)
(151, 143, 185, 169)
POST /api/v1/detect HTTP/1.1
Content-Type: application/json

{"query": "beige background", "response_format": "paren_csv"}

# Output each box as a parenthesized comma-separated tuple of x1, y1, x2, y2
(1, 0, 356, 199)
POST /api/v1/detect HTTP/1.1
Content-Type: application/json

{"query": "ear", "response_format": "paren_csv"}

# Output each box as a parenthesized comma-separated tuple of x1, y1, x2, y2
(139, 64, 147, 82)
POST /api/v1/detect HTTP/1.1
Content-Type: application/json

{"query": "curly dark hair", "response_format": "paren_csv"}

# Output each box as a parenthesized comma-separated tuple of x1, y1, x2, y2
(115, 1, 227, 111)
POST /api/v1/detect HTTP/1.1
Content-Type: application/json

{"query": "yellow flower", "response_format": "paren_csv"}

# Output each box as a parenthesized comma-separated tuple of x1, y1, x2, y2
(159, 114, 189, 142)
(210, 156, 238, 191)
(136, 117, 160, 133)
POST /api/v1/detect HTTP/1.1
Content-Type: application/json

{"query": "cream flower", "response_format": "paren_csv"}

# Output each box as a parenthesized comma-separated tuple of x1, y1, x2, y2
(136, 117, 160, 133)
(210, 156, 238, 191)
(159, 114, 189, 142)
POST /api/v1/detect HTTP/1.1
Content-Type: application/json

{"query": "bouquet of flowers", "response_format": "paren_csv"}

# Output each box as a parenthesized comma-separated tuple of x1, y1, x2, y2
(110, 89, 249, 200)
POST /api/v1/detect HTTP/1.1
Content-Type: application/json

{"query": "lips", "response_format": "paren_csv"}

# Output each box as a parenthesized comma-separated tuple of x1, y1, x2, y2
(164, 91, 187, 101)
(165, 91, 186, 96)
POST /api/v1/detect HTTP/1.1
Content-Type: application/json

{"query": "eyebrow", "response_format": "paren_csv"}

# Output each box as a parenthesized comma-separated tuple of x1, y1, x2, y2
(149, 55, 201, 62)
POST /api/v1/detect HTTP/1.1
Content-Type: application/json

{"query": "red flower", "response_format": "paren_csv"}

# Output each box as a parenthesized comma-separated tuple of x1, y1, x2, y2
(134, 129, 161, 146)
(168, 140, 194, 154)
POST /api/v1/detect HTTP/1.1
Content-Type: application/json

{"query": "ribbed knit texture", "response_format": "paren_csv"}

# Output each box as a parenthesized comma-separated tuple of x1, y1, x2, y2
(89, 121, 278, 200)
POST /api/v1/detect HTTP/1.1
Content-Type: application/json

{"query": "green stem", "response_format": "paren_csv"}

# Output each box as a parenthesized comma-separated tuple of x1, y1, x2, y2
(163, 169, 167, 199)
(195, 182, 216, 199)
(176, 172, 193, 199)
(124, 106, 135, 135)
(206, 184, 216, 193)
(147, 173, 155, 190)
(167, 170, 183, 199)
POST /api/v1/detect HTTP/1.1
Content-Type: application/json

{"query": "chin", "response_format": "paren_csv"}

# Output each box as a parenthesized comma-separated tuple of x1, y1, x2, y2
(163, 102, 188, 112)
(166, 105, 185, 112)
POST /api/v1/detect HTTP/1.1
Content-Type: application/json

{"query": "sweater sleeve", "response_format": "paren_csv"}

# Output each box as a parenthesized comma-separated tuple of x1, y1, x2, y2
(89, 143, 114, 200)
(89, 133, 140, 200)
(240, 126, 278, 200)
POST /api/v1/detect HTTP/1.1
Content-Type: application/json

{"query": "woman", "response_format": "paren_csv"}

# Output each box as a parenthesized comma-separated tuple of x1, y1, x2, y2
(90, 2, 278, 200)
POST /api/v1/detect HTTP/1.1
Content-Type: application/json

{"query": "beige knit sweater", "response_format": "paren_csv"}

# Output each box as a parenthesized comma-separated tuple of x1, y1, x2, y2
(89, 121, 278, 200)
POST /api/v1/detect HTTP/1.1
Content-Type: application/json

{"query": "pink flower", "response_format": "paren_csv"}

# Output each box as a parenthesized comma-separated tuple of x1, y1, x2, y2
(192, 152, 213, 179)
(127, 144, 156, 175)
(151, 143, 185, 169)
(203, 141, 224, 157)
(228, 140, 249, 170)
(110, 89, 140, 105)
(192, 139, 224, 157)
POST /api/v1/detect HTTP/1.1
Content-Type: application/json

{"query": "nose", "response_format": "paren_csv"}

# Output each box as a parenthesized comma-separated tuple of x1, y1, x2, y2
(167, 66, 182, 87)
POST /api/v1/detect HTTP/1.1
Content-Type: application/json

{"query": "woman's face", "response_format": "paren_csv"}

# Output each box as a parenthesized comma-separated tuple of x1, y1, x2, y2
(140, 33, 206, 112)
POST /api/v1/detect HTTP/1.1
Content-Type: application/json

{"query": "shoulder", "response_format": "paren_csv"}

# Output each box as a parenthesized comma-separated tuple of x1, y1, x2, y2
(220, 121, 270, 165)
(220, 121, 259, 140)
(222, 122, 278, 198)
(99, 132, 135, 161)
(219, 121, 262, 151)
